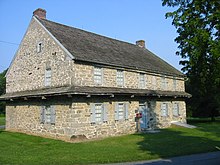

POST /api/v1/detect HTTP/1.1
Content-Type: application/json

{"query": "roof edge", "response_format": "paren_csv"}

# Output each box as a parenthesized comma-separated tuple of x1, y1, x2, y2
(33, 16, 75, 60)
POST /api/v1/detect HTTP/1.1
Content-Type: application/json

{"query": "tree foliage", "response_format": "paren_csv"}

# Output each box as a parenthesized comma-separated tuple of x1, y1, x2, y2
(0, 69, 7, 114)
(162, 0, 220, 119)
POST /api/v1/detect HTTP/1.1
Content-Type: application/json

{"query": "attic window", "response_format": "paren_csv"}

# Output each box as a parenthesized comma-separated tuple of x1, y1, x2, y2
(37, 42, 42, 53)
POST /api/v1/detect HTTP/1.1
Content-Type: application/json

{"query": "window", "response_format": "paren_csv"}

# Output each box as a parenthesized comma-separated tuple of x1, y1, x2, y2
(161, 77, 167, 90)
(94, 67, 102, 85)
(116, 70, 124, 86)
(45, 68, 52, 86)
(40, 105, 56, 124)
(152, 76, 156, 90)
(115, 102, 129, 120)
(37, 42, 42, 53)
(173, 78, 177, 91)
(173, 103, 179, 116)
(90, 103, 108, 123)
(161, 103, 168, 117)
(139, 73, 145, 88)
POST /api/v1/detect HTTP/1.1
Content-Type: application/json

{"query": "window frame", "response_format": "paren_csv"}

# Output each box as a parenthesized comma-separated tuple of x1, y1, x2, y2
(37, 42, 43, 53)
(94, 66, 103, 85)
(116, 70, 124, 87)
(40, 105, 56, 124)
(45, 68, 52, 87)
(139, 73, 145, 88)
(161, 102, 168, 117)
(173, 103, 179, 116)
(90, 103, 108, 124)
(115, 102, 129, 121)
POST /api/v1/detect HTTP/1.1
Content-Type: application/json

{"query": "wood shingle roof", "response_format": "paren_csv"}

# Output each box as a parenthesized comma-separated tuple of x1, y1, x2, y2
(37, 17, 183, 77)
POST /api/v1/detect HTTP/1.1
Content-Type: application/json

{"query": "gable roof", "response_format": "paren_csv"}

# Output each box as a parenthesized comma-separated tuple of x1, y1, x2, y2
(36, 17, 183, 77)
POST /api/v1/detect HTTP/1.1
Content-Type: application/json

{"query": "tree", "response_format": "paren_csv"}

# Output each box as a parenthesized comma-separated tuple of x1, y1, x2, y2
(0, 69, 7, 115)
(162, 0, 220, 120)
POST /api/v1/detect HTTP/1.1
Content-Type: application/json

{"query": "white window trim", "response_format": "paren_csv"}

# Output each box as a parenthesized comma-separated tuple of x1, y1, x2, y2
(161, 77, 168, 90)
(139, 73, 145, 89)
(45, 68, 52, 87)
(115, 102, 129, 121)
(91, 103, 108, 124)
(116, 70, 124, 87)
(173, 103, 179, 116)
(37, 42, 43, 53)
(40, 105, 56, 124)
(93, 66, 103, 85)
(161, 102, 168, 117)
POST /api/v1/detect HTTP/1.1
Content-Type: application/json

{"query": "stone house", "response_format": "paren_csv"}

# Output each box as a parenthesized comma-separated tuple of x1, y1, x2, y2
(0, 8, 191, 141)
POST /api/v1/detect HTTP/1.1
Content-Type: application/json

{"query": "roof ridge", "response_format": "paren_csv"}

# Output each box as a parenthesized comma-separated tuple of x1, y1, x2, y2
(37, 17, 141, 49)
(35, 16, 183, 77)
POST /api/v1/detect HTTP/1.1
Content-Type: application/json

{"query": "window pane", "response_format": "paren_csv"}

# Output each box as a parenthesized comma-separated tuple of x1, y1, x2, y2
(139, 73, 145, 88)
(173, 103, 179, 116)
(117, 70, 124, 86)
(45, 69, 51, 86)
(94, 67, 102, 84)
(118, 103, 124, 120)
(95, 104, 103, 122)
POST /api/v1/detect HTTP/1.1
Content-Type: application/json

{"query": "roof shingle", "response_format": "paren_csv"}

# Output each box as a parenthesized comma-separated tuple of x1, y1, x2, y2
(38, 17, 183, 77)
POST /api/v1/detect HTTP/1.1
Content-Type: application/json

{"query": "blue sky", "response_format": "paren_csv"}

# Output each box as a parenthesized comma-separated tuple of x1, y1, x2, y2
(0, 0, 180, 73)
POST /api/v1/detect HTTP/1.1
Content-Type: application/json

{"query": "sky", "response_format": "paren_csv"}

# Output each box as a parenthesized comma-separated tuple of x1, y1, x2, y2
(0, 0, 181, 73)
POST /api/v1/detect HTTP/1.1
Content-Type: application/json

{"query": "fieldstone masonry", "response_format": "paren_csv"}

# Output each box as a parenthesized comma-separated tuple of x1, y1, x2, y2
(6, 96, 186, 141)
(4, 14, 188, 142)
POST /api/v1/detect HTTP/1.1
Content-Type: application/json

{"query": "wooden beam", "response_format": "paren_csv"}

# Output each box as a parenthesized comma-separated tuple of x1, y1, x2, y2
(67, 94, 72, 98)
(42, 96, 46, 100)
(110, 94, 114, 98)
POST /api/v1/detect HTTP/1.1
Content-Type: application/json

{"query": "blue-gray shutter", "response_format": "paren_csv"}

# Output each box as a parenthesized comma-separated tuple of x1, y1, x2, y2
(115, 102, 119, 120)
(50, 105, 56, 124)
(103, 103, 108, 122)
(90, 103, 96, 123)
(40, 106, 45, 123)
(124, 102, 129, 120)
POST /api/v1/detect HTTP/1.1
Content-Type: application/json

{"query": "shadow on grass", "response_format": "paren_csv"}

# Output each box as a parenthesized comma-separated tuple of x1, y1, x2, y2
(135, 122, 220, 159)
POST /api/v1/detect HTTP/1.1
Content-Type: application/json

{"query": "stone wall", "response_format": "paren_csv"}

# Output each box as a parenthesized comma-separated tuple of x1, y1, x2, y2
(6, 17, 185, 94)
(6, 18, 74, 93)
(6, 96, 186, 142)
(74, 63, 185, 91)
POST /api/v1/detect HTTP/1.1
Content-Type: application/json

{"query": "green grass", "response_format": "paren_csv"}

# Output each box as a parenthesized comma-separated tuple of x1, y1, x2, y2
(0, 122, 220, 165)
(0, 116, 5, 125)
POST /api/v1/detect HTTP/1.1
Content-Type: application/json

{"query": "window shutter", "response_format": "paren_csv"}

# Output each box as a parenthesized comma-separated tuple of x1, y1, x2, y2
(40, 106, 45, 123)
(50, 105, 56, 124)
(124, 102, 129, 120)
(103, 103, 108, 122)
(115, 102, 119, 120)
(90, 103, 96, 123)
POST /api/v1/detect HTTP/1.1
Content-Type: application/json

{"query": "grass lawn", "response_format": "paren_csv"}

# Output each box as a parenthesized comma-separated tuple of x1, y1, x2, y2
(0, 121, 220, 165)
(0, 116, 5, 125)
